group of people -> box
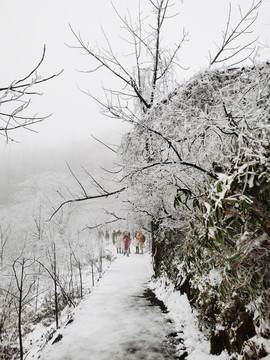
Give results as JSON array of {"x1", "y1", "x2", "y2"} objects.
[{"x1": 113, "y1": 230, "x2": 145, "y2": 256}]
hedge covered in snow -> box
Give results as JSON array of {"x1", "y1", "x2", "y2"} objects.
[{"x1": 121, "y1": 62, "x2": 270, "y2": 357}]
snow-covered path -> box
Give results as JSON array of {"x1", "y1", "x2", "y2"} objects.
[{"x1": 39, "y1": 252, "x2": 177, "y2": 360}]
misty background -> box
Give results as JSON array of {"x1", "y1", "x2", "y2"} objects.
[{"x1": 1, "y1": 0, "x2": 269, "y2": 208}]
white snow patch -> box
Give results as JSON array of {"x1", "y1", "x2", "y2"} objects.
[
  {"x1": 150, "y1": 277, "x2": 229, "y2": 359},
  {"x1": 208, "y1": 268, "x2": 223, "y2": 286}
]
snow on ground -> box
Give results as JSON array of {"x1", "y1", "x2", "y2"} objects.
[
  {"x1": 33, "y1": 245, "x2": 230, "y2": 360},
  {"x1": 150, "y1": 277, "x2": 229, "y2": 360},
  {"x1": 38, "y1": 248, "x2": 176, "y2": 360}
]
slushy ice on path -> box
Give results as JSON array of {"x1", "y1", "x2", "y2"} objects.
[{"x1": 39, "y1": 252, "x2": 179, "y2": 360}]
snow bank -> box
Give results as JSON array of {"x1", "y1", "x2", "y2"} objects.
[{"x1": 150, "y1": 277, "x2": 229, "y2": 359}]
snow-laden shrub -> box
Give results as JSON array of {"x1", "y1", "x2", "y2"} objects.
[{"x1": 121, "y1": 61, "x2": 270, "y2": 356}]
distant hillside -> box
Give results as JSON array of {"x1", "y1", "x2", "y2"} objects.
[{"x1": 0, "y1": 127, "x2": 127, "y2": 206}]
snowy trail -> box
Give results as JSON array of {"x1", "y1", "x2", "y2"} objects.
[{"x1": 39, "y1": 251, "x2": 177, "y2": 360}]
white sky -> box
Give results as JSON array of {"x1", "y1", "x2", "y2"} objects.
[{"x1": 0, "y1": 0, "x2": 269, "y2": 151}]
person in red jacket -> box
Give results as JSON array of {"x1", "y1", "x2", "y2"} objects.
[{"x1": 123, "y1": 232, "x2": 131, "y2": 257}]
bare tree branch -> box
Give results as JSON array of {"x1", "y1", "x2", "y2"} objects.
[
  {"x1": 69, "y1": 0, "x2": 187, "y2": 119},
  {"x1": 66, "y1": 162, "x2": 88, "y2": 198},
  {"x1": 91, "y1": 134, "x2": 117, "y2": 153},
  {"x1": 81, "y1": 166, "x2": 109, "y2": 195},
  {"x1": 48, "y1": 187, "x2": 126, "y2": 221},
  {"x1": 0, "y1": 45, "x2": 64, "y2": 143},
  {"x1": 209, "y1": 0, "x2": 261, "y2": 67}
]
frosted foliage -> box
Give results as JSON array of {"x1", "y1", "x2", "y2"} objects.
[
  {"x1": 119, "y1": 63, "x2": 270, "y2": 353},
  {"x1": 120, "y1": 62, "x2": 270, "y2": 229},
  {"x1": 150, "y1": 64, "x2": 270, "y2": 168}
]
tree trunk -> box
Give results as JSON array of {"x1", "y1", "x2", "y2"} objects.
[
  {"x1": 78, "y1": 262, "x2": 83, "y2": 298},
  {"x1": 54, "y1": 277, "x2": 59, "y2": 329},
  {"x1": 18, "y1": 264, "x2": 24, "y2": 360},
  {"x1": 91, "y1": 263, "x2": 94, "y2": 287},
  {"x1": 151, "y1": 220, "x2": 162, "y2": 277},
  {"x1": 69, "y1": 252, "x2": 74, "y2": 297},
  {"x1": 53, "y1": 243, "x2": 59, "y2": 329}
]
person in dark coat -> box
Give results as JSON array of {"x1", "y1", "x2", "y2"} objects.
[{"x1": 112, "y1": 230, "x2": 116, "y2": 245}]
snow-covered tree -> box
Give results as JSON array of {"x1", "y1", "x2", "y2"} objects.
[{"x1": 127, "y1": 62, "x2": 270, "y2": 355}]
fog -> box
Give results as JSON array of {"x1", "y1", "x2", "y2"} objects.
[
  {"x1": 1, "y1": 0, "x2": 270, "y2": 207},
  {"x1": 0, "y1": 126, "x2": 127, "y2": 205}
]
